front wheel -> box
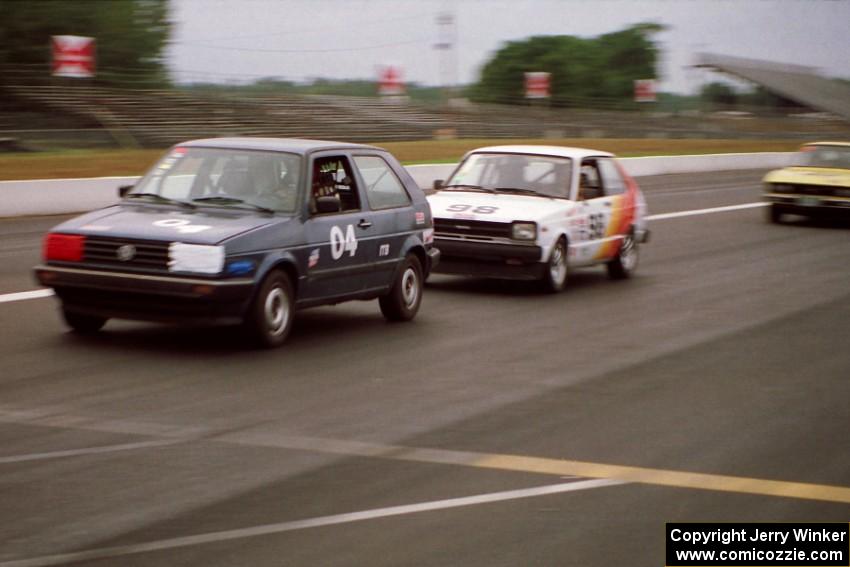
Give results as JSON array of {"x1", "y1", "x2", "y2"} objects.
[
  {"x1": 380, "y1": 255, "x2": 423, "y2": 322},
  {"x1": 540, "y1": 238, "x2": 568, "y2": 293},
  {"x1": 244, "y1": 270, "x2": 294, "y2": 348},
  {"x1": 767, "y1": 204, "x2": 784, "y2": 224},
  {"x1": 607, "y1": 231, "x2": 639, "y2": 280},
  {"x1": 61, "y1": 307, "x2": 107, "y2": 334}
]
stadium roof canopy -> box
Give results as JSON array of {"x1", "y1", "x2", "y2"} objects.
[{"x1": 694, "y1": 53, "x2": 850, "y2": 122}]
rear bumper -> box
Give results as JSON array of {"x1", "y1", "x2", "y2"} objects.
[
  {"x1": 431, "y1": 238, "x2": 545, "y2": 280},
  {"x1": 33, "y1": 265, "x2": 254, "y2": 323}
]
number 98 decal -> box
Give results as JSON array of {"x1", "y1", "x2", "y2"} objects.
[
  {"x1": 446, "y1": 204, "x2": 499, "y2": 214},
  {"x1": 330, "y1": 224, "x2": 358, "y2": 260}
]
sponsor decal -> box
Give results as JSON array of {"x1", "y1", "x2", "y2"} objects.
[
  {"x1": 378, "y1": 243, "x2": 390, "y2": 257},
  {"x1": 415, "y1": 211, "x2": 425, "y2": 225},
  {"x1": 308, "y1": 248, "x2": 320, "y2": 268},
  {"x1": 80, "y1": 224, "x2": 112, "y2": 231}
]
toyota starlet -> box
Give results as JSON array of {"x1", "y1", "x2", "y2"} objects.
[{"x1": 427, "y1": 145, "x2": 648, "y2": 291}]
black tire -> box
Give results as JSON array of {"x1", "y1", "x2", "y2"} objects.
[
  {"x1": 244, "y1": 270, "x2": 294, "y2": 348},
  {"x1": 607, "y1": 230, "x2": 639, "y2": 280},
  {"x1": 380, "y1": 254, "x2": 423, "y2": 322},
  {"x1": 767, "y1": 205, "x2": 784, "y2": 224},
  {"x1": 540, "y1": 237, "x2": 568, "y2": 293},
  {"x1": 61, "y1": 307, "x2": 107, "y2": 334}
]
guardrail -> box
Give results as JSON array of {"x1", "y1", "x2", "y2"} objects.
[{"x1": 0, "y1": 152, "x2": 791, "y2": 218}]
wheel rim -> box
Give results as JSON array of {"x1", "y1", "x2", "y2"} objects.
[
  {"x1": 549, "y1": 242, "x2": 567, "y2": 285},
  {"x1": 264, "y1": 287, "x2": 289, "y2": 336},
  {"x1": 401, "y1": 267, "x2": 419, "y2": 310},
  {"x1": 620, "y1": 234, "x2": 638, "y2": 272}
]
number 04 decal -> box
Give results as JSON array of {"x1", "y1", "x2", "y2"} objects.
[{"x1": 330, "y1": 224, "x2": 358, "y2": 260}]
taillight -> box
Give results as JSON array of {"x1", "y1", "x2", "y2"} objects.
[{"x1": 44, "y1": 233, "x2": 85, "y2": 262}]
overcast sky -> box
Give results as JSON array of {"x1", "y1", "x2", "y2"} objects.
[{"x1": 166, "y1": 0, "x2": 850, "y2": 93}]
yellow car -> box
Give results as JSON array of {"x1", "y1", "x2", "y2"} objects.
[{"x1": 763, "y1": 141, "x2": 850, "y2": 223}]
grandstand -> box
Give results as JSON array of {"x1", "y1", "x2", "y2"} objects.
[
  {"x1": 694, "y1": 53, "x2": 850, "y2": 122},
  {"x1": 1, "y1": 72, "x2": 848, "y2": 149}
]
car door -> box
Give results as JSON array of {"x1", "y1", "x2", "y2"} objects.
[
  {"x1": 594, "y1": 157, "x2": 632, "y2": 260},
  {"x1": 350, "y1": 153, "x2": 414, "y2": 291},
  {"x1": 571, "y1": 158, "x2": 612, "y2": 265},
  {"x1": 301, "y1": 153, "x2": 374, "y2": 301}
]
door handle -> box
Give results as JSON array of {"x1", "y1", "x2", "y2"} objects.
[{"x1": 357, "y1": 219, "x2": 373, "y2": 229}]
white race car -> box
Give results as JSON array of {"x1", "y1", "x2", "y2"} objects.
[{"x1": 427, "y1": 145, "x2": 649, "y2": 291}]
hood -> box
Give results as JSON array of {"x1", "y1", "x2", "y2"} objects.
[
  {"x1": 764, "y1": 167, "x2": 850, "y2": 188},
  {"x1": 52, "y1": 204, "x2": 281, "y2": 245},
  {"x1": 427, "y1": 190, "x2": 574, "y2": 223}
]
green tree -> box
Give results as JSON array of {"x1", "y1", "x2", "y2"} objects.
[
  {"x1": 469, "y1": 22, "x2": 664, "y2": 107},
  {"x1": 700, "y1": 82, "x2": 737, "y2": 108},
  {"x1": 0, "y1": 0, "x2": 171, "y2": 87}
]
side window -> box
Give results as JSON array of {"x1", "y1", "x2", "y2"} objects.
[
  {"x1": 579, "y1": 160, "x2": 603, "y2": 200},
  {"x1": 598, "y1": 159, "x2": 626, "y2": 196},
  {"x1": 353, "y1": 155, "x2": 411, "y2": 210},
  {"x1": 310, "y1": 156, "x2": 360, "y2": 214}
]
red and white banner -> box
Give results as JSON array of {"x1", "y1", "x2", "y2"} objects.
[
  {"x1": 378, "y1": 66, "x2": 405, "y2": 96},
  {"x1": 634, "y1": 79, "x2": 656, "y2": 103},
  {"x1": 52, "y1": 35, "x2": 96, "y2": 78},
  {"x1": 524, "y1": 72, "x2": 551, "y2": 99}
]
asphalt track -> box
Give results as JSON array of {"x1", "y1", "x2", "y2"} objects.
[{"x1": 0, "y1": 170, "x2": 848, "y2": 567}]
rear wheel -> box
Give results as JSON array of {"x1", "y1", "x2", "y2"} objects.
[
  {"x1": 540, "y1": 237, "x2": 568, "y2": 293},
  {"x1": 380, "y1": 254, "x2": 423, "y2": 322},
  {"x1": 61, "y1": 307, "x2": 107, "y2": 334},
  {"x1": 245, "y1": 270, "x2": 294, "y2": 348},
  {"x1": 607, "y1": 231, "x2": 639, "y2": 280}
]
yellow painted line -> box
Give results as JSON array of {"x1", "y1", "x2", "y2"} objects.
[
  {"x1": 472, "y1": 454, "x2": 850, "y2": 504},
  {"x1": 4, "y1": 404, "x2": 848, "y2": 505},
  {"x1": 219, "y1": 431, "x2": 850, "y2": 505}
]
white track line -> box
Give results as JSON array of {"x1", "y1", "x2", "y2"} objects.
[
  {"x1": 0, "y1": 439, "x2": 182, "y2": 465},
  {"x1": 647, "y1": 202, "x2": 766, "y2": 221},
  {"x1": 0, "y1": 201, "x2": 766, "y2": 305},
  {"x1": 0, "y1": 478, "x2": 624, "y2": 567},
  {"x1": 0, "y1": 289, "x2": 53, "y2": 303}
]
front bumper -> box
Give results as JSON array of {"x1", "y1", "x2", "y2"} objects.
[
  {"x1": 33, "y1": 265, "x2": 254, "y2": 324},
  {"x1": 432, "y1": 238, "x2": 545, "y2": 280},
  {"x1": 425, "y1": 246, "x2": 441, "y2": 276},
  {"x1": 765, "y1": 193, "x2": 850, "y2": 214}
]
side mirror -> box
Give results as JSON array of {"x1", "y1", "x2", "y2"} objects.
[
  {"x1": 315, "y1": 196, "x2": 341, "y2": 214},
  {"x1": 432, "y1": 179, "x2": 444, "y2": 190},
  {"x1": 118, "y1": 184, "x2": 134, "y2": 198}
]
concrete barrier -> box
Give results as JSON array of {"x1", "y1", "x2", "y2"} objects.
[{"x1": 1, "y1": 152, "x2": 792, "y2": 218}]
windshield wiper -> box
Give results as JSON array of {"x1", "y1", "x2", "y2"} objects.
[
  {"x1": 440, "y1": 184, "x2": 496, "y2": 193},
  {"x1": 192, "y1": 196, "x2": 275, "y2": 214},
  {"x1": 493, "y1": 187, "x2": 564, "y2": 199},
  {"x1": 124, "y1": 192, "x2": 196, "y2": 208}
]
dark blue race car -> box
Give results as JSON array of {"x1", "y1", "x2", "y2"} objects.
[{"x1": 34, "y1": 138, "x2": 439, "y2": 347}]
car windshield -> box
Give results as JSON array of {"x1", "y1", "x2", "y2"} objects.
[
  {"x1": 443, "y1": 153, "x2": 572, "y2": 198},
  {"x1": 793, "y1": 145, "x2": 850, "y2": 170},
  {"x1": 130, "y1": 147, "x2": 301, "y2": 213}
]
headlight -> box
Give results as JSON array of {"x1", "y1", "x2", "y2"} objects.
[
  {"x1": 512, "y1": 222, "x2": 537, "y2": 241},
  {"x1": 168, "y1": 243, "x2": 224, "y2": 274}
]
